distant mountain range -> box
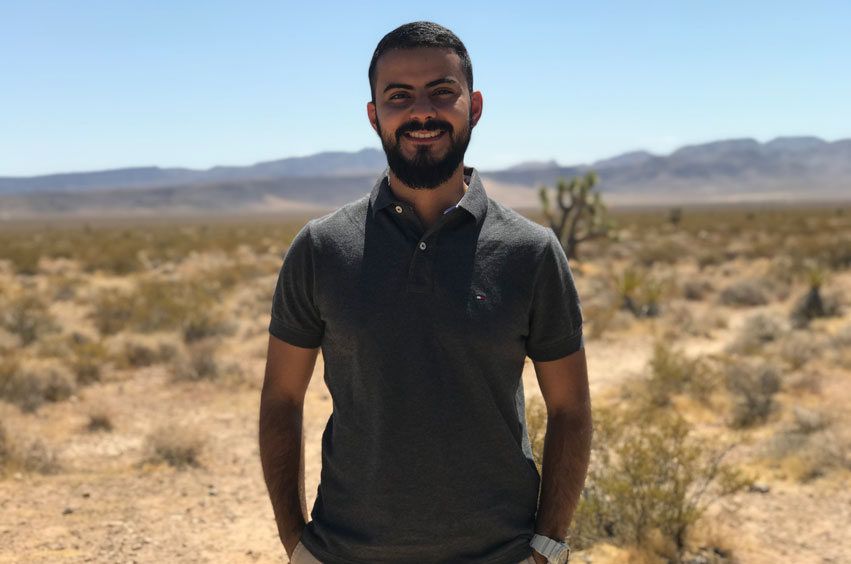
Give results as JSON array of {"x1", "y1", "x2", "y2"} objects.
[{"x1": 1, "y1": 136, "x2": 848, "y2": 217}]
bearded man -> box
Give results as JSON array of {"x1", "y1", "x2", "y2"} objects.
[{"x1": 260, "y1": 21, "x2": 591, "y2": 564}]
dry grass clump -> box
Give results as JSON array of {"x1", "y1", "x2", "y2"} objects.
[
  {"x1": 0, "y1": 422, "x2": 61, "y2": 476},
  {"x1": 144, "y1": 425, "x2": 204, "y2": 469},
  {"x1": 0, "y1": 357, "x2": 75, "y2": 413},
  {"x1": 726, "y1": 312, "x2": 787, "y2": 355},
  {"x1": 777, "y1": 331, "x2": 830, "y2": 370},
  {"x1": 723, "y1": 360, "x2": 781, "y2": 428},
  {"x1": 681, "y1": 278, "x2": 713, "y2": 301},
  {"x1": 717, "y1": 278, "x2": 772, "y2": 307},
  {"x1": 0, "y1": 292, "x2": 57, "y2": 346},
  {"x1": 761, "y1": 421, "x2": 850, "y2": 482},
  {"x1": 112, "y1": 336, "x2": 178, "y2": 369},
  {"x1": 173, "y1": 342, "x2": 220, "y2": 382},
  {"x1": 67, "y1": 336, "x2": 110, "y2": 384}
]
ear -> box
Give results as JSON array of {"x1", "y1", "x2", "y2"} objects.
[
  {"x1": 367, "y1": 101, "x2": 378, "y2": 133},
  {"x1": 470, "y1": 91, "x2": 483, "y2": 127}
]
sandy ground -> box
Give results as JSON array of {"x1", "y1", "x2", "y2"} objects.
[{"x1": 2, "y1": 320, "x2": 849, "y2": 564}]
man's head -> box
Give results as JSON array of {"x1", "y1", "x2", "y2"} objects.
[
  {"x1": 367, "y1": 22, "x2": 482, "y2": 190},
  {"x1": 368, "y1": 21, "x2": 473, "y2": 103}
]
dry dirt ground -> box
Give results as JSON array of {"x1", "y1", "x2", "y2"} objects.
[{"x1": 1, "y1": 220, "x2": 850, "y2": 564}]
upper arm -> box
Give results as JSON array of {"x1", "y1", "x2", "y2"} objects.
[
  {"x1": 533, "y1": 348, "x2": 590, "y2": 418},
  {"x1": 261, "y1": 334, "x2": 320, "y2": 405}
]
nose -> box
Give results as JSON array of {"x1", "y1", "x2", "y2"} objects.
[{"x1": 409, "y1": 92, "x2": 437, "y2": 121}]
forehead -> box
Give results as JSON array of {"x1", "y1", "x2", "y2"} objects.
[{"x1": 373, "y1": 47, "x2": 467, "y2": 89}]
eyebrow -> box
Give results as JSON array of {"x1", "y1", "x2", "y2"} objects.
[{"x1": 383, "y1": 77, "x2": 459, "y2": 93}]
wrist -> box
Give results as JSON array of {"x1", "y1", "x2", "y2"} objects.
[{"x1": 281, "y1": 525, "x2": 304, "y2": 557}]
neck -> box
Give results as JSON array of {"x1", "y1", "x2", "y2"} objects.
[{"x1": 388, "y1": 165, "x2": 468, "y2": 229}]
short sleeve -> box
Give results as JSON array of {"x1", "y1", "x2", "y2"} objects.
[
  {"x1": 268, "y1": 224, "x2": 324, "y2": 348},
  {"x1": 525, "y1": 232, "x2": 584, "y2": 361}
]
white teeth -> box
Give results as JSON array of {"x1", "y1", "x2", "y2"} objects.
[{"x1": 408, "y1": 130, "x2": 441, "y2": 139}]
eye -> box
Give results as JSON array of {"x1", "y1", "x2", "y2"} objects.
[{"x1": 388, "y1": 91, "x2": 410, "y2": 100}]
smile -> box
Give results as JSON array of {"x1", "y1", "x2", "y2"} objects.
[{"x1": 406, "y1": 130, "x2": 444, "y2": 139}]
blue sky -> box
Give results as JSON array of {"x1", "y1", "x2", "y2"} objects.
[{"x1": 2, "y1": 0, "x2": 849, "y2": 176}]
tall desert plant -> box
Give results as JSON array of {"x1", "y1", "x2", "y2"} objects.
[{"x1": 539, "y1": 171, "x2": 614, "y2": 260}]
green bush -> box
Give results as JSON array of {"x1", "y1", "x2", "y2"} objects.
[
  {"x1": 644, "y1": 341, "x2": 714, "y2": 406},
  {"x1": 568, "y1": 407, "x2": 747, "y2": 556}
]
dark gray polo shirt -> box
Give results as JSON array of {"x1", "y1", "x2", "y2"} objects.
[{"x1": 269, "y1": 168, "x2": 583, "y2": 564}]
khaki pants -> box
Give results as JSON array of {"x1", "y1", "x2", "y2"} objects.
[{"x1": 291, "y1": 541, "x2": 537, "y2": 564}]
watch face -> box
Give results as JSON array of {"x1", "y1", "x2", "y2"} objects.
[{"x1": 554, "y1": 548, "x2": 570, "y2": 564}]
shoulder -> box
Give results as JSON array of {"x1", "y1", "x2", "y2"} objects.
[
  {"x1": 296, "y1": 194, "x2": 370, "y2": 250},
  {"x1": 482, "y1": 197, "x2": 558, "y2": 252}
]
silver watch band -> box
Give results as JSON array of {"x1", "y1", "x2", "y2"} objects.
[{"x1": 530, "y1": 534, "x2": 570, "y2": 563}]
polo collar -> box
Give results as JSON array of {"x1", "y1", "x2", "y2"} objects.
[{"x1": 369, "y1": 166, "x2": 488, "y2": 225}]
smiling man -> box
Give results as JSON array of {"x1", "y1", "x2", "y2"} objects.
[{"x1": 260, "y1": 22, "x2": 591, "y2": 564}]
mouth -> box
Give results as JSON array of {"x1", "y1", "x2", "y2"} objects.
[{"x1": 403, "y1": 129, "x2": 446, "y2": 143}]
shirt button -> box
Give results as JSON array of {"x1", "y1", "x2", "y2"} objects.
[
  {"x1": 395, "y1": 205, "x2": 403, "y2": 214},
  {"x1": 419, "y1": 242, "x2": 427, "y2": 251}
]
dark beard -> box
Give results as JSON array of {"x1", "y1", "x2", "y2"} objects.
[{"x1": 376, "y1": 116, "x2": 472, "y2": 190}]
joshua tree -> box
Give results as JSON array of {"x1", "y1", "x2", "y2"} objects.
[
  {"x1": 668, "y1": 206, "x2": 683, "y2": 227},
  {"x1": 538, "y1": 171, "x2": 614, "y2": 260}
]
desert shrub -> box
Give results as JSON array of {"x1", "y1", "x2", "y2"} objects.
[
  {"x1": 717, "y1": 279, "x2": 770, "y2": 307},
  {"x1": 790, "y1": 285, "x2": 842, "y2": 329},
  {"x1": 68, "y1": 337, "x2": 109, "y2": 385},
  {"x1": 792, "y1": 407, "x2": 827, "y2": 434},
  {"x1": 144, "y1": 425, "x2": 204, "y2": 469},
  {"x1": 614, "y1": 268, "x2": 665, "y2": 318},
  {"x1": 681, "y1": 278, "x2": 713, "y2": 301},
  {"x1": 762, "y1": 427, "x2": 850, "y2": 482},
  {"x1": 0, "y1": 421, "x2": 9, "y2": 474},
  {"x1": 695, "y1": 249, "x2": 726, "y2": 269},
  {"x1": 726, "y1": 312, "x2": 786, "y2": 355},
  {"x1": 17, "y1": 438, "x2": 61, "y2": 474},
  {"x1": 644, "y1": 342, "x2": 714, "y2": 406},
  {"x1": 173, "y1": 342, "x2": 220, "y2": 382},
  {"x1": 87, "y1": 412, "x2": 114, "y2": 432},
  {"x1": 91, "y1": 278, "x2": 221, "y2": 337},
  {"x1": 90, "y1": 289, "x2": 134, "y2": 336},
  {"x1": 635, "y1": 239, "x2": 689, "y2": 266},
  {"x1": 778, "y1": 331, "x2": 828, "y2": 370},
  {"x1": 181, "y1": 309, "x2": 233, "y2": 343},
  {"x1": 724, "y1": 361, "x2": 781, "y2": 428},
  {"x1": 0, "y1": 425, "x2": 61, "y2": 476},
  {"x1": 0, "y1": 293, "x2": 56, "y2": 346},
  {"x1": 0, "y1": 358, "x2": 75, "y2": 412},
  {"x1": 568, "y1": 407, "x2": 748, "y2": 556}
]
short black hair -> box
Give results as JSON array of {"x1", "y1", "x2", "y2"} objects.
[{"x1": 368, "y1": 21, "x2": 473, "y2": 102}]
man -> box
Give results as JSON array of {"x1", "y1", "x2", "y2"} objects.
[{"x1": 260, "y1": 21, "x2": 591, "y2": 564}]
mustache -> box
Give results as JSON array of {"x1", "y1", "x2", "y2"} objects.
[{"x1": 395, "y1": 120, "x2": 453, "y2": 140}]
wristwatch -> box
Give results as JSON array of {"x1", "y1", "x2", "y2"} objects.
[{"x1": 530, "y1": 534, "x2": 570, "y2": 563}]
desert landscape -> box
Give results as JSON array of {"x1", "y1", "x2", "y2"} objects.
[{"x1": 1, "y1": 203, "x2": 850, "y2": 564}]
